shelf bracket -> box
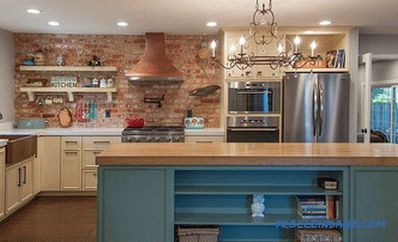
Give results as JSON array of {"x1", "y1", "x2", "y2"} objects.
[
  {"x1": 27, "y1": 92, "x2": 34, "y2": 102},
  {"x1": 107, "y1": 92, "x2": 113, "y2": 103},
  {"x1": 67, "y1": 92, "x2": 74, "y2": 102}
]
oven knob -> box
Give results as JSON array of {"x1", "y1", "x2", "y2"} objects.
[
  {"x1": 167, "y1": 137, "x2": 172, "y2": 142},
  {"x1": 155, "y1": 137, "x2": 160, "y2": 142}
]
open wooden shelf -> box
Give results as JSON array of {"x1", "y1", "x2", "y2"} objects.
[
  {"x1": 175, "y1": 185, "x2": 342, "y2": 196},
  {"x1": 19, "y1": 66, "x2": 117, "y2": 72},
  {"x1": 20, "y1": 87, "x2": 117, "y2": 102},
  {"x1": 175, "y1": 213, "x2": 302, "y2": 226},
  {"x1": 284, "y1": 68, "x2": 349, "y2": 73}
]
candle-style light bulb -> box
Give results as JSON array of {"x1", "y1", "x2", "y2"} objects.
[
  {"x1": 277, "y1": 43, "x2": 284, "y2": 54},
  {"x1": 310, "y1": 40, "x2": 317, "y2": 57},
  {"x1": 239, "y1": 36, "x2": 246, "y2": 46},
  {"x1": 294, "y1": 35, "x2": 301, "y2": 53},
  {"x1": 210, "y1": 40, "x2": 217, "y2": 57},
  {"x1": 230, "y1": 44, "x2": 237, "y2": 55}
]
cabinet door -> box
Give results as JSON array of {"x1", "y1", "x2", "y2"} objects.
[
  {"x1": 0, "y1": 148, "x2": 5, "y2": 219},
  {"x1": 82, "y1": 169, "x2": 97, "y2": 191},
  {"x1": 350, "y1": 167, "x2": 398, "y2": 241},
  {"x1": 61, "y1": 150, "x2": 81, "y2": 191},
  {"x1": 98, "y1": 168, "x2": 174, "y2": 242},
  {"x1": 5, "y1": 165, "x2": 21, "y2": 215},
  {"x1": 40, "y1": 137, "x2": 61, "y2": 191},
  {"x1": 32, "y1": 155, "x2": 41, "y2": 195},
  {"x1": 83, "y1": 149, "x2": 103, "y2": 169},
  {"x1": 20, "y1": 160, "x2": 33, "y2": 203}
]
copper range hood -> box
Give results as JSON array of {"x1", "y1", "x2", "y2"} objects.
[{"x1": 126, "y1": 33, "x2": 184, "y2": 81}]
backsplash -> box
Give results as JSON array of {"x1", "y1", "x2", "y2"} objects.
[{"x1": 14, "y1": 34, "x2": 222, "y2": 128}]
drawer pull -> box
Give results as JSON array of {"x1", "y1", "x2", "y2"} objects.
[
  {"x1": 196, "y1": 141, "x2": 213, "y2": 143},
  {"x1": 93, "y1": 151, "x2": 101, "y2": 155},
  {"x1": 23, "y1": 165, "x2": 27, "y2": 184},
  {"x1": 65, "y1": 141, "x2": 78, "y2": 144},
  {"x1": 93, "y1": 172, "x2": 97, "y2": 176},
  {"x1": 65, "y1": 151, "x2": 79, "y2": 155},
  {"x1": 94, "y1": 141, "x2": 111, "y2": 145},
  {"x1": 17, "y1": 168, "x2": 21, "y2": 187}
]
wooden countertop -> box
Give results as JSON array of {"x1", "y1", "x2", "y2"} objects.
[{"x1": 96, "y1": 143, "x2": 398, "y2": 166}]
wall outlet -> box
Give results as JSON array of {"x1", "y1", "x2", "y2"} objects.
[{"x1": 105, "y1": 109, "x2": 111, "y2": 118}]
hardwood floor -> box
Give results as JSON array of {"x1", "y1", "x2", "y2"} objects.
[{"x1": 0, "y1": 197, "x2": 96, "y2": 242}]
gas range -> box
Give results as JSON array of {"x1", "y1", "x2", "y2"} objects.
[{"x1": 122, "y1": 126, "x2": 185, "y2": 143}]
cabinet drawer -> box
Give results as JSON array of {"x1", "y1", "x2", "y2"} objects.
[
  {"x1": 83, "y1": 149, "x2": 102, "y2": 169},
  {"x1": 82, "y1": 169, "x2": 97, "y2": 191},
  {"x1": 83, "y1": 136, "x2": 121, "y2": 148},
  {"x1": 61, "y1": 137, "x2": 82, "y2": 150},
  {"x1": 185, "y1": 136, "x2": 224, "y2": 143}
]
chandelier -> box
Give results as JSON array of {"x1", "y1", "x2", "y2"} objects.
[{"x1": 210, "y1": 0, "x2": 316, "y2": 70}]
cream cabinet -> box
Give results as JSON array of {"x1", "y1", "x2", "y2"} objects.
[
  {"x1": 185, "y1": 136, "x2": 224, "y2": 143},
  {"x1": 61, "y1": 137, "x2": 82, "y2": 191},
  {"x1": 0, "y1": 148, "x2": 5, "y2": 220},
  {"x1": 5, "y1": 158, "x2": 33, "y2": 215},
  {"x1": 40, "y1": 137, "x2": 61, "y2": 191},
  {"x1": 82, "y1": 136, "x2": 121, "y2": 191},
  {"x1": 82, "y1": 169, "x2": 98, "y2": 191}
]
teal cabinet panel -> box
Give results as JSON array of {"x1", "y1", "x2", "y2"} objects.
[
  {"x1": 350, "y1": 167, "x2": 398, "y2": 242},
  {"x1": 97, "y1": 167, "x2": 174, "y2": 242}
]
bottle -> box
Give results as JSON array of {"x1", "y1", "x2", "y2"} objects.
[
  {"x1": 100, "y1": 78, "x2": 107, "y2": 88},
  {"x1": 91, "y1": 78, "x2": 99, "y2": 88}
]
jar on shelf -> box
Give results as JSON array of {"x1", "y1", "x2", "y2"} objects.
[
  {"x1": 91, "y1": 78, "x2": 99, "y2": 88},
  {"x1": 100, "y1": 78, "x2": 107, "y2": 88}
]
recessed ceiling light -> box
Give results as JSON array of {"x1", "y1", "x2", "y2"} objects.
[
  {"x1": 117, "y1": 21, "x2": 129, "y2": 27},
  {"x1": 206, "y1": 21, "x2": 217, "y2": 27},
  {"x1": 48, "y1": 21, "x2": 60, "y2": 26},
  {"x1": 319, "y1": 20, "x2": 331, "y2": 26},
  {"x1": 27, "y1": 8, "x2": 42, "y2": 14}
]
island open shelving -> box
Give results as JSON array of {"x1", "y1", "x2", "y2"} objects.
[{"x1": 173, "y1": 167, "x2": 348, "y2": 242}]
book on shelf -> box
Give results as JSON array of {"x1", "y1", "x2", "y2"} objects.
[
  {"x1": 317, "y1": 177, "x2": 338, "y2": 190},
  {"x1": 326, "y1": 49, "x2": 346, "y2": 68},
  {"x1": 296, "y1": 196, "x2": 339, "y2": 220}
]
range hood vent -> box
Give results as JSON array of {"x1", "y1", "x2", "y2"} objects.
[{"x1": 126, "y1": 33, "x2": 184, "y2": 81}]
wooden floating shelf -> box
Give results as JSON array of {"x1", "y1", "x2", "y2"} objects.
[
  {"x1": 20, "y1": 87, "x2": 117, "y2": 102},
  {"x1": 175, "y1": 185, "x2": 342, "y2": 196},
  {"x1": 175, "y1": 213, "x2": 301, "y2": 226},
  {"x1": 19, "y1": 66, "x2": 117, "y2": 72},
  {"x1": 284, "y1": 68, "x2": 349, "y2": 73}
]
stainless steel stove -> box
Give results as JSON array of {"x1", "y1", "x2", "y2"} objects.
[{"x1": 122, "y1": 126, "x2": 185, "y2": 143}]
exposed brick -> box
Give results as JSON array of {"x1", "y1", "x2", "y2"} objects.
[{"x1": 15, "y1": 34, "x2": 222, "y2": 128}]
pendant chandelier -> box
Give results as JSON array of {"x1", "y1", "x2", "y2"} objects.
[{"x1": 210, "y1": 0, "x2": 316, "y2": 70}]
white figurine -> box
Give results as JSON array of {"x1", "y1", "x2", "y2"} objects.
[{"x1": 251, "y1": 194, "x2": 265, "y2": 218}]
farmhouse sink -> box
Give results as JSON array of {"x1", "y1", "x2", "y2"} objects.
[{"x1": 0, "y1": 135, "x2": 37, "y2": 165}]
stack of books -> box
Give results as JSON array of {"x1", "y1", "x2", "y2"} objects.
[
  {"x1": 326, "y1": 49, "x2": 346, "y2": 68},
  {"x1": 296, "y1": 196, "x2": 339, "y2": 219}
]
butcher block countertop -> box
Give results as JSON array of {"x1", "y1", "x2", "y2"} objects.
[{"x1": 96, "y1": 143, "x2": 398, "y2": 166}]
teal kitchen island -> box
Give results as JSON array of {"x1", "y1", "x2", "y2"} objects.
[{"x1": 96, "y1": 143, "x2": 398, "y2": 242}]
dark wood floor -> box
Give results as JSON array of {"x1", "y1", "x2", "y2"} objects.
[{"x1": 0, "y1": 197, "x2": 96, "y2": 242}]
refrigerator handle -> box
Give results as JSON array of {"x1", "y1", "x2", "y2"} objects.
[
  {"x1": 319, "y1": 85, "x2": 324, "y2": 137},
  {"x1": 312, "y1": 79, "x2": 318, "y2": 137}
]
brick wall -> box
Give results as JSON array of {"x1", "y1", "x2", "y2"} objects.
[{"x1": 15, "y1": 34, "x2": 222, "y2": 128}]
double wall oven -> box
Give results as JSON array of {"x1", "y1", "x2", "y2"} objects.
[{"x1": 227, "y1": 80, "x2": 281, "y2": 142}]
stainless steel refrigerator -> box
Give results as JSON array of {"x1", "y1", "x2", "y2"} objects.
[{"x1": 283, "y1": 72, "x2": 350, "y2": 142}]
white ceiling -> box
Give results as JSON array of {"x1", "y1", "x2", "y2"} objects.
[{"x1": 0, "y1": 0, "x2": 397, "y2": 35}]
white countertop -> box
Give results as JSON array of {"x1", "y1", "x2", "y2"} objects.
[
  {"x1": 0, "y1": 139, "x2": 8, "y2": 147},
  {"x1": 0, "y1": 128, "x2": 225, "y2": 137},
  {"x1": 0, "y1": 128, "x2": 123, "y2": 136}
]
